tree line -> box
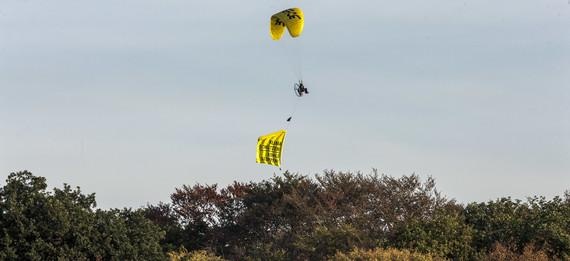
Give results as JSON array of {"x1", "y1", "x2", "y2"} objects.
[{"x1": 1, "y1": 170, "x2": 569, "y2": 260}]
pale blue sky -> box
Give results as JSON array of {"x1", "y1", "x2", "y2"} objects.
[{"x1": 1, "y1": 0, "x2": 569, "y2": 209}]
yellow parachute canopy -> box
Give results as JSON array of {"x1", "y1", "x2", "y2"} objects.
[
  {"x1": 270, "y1": 8, "x2": 304, "y2": 40},
  {"x1": 256, "y1": 130, "x2": 287, "y2": 167}
]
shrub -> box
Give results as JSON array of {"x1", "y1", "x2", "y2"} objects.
[
  {"x1": 485, "y1": 243, "x2": 549, "y2": 261},
  {"x1": 167, "y1": 247, "x2": 225, "y2": 261},
  {"x1": 331, "y1": 248, "x2": 446, "y2": 261}
]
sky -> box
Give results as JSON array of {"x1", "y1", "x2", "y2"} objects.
[{"x1": 1, "y1": 0, "x2": 569, "y2": 209}]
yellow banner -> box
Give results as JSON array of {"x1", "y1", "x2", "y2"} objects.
[{"x1": 256, "y1": 130, "x2": 287, "y2": 167}]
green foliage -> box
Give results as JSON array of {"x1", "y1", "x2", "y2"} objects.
[
  {"x1": 524, "y1": 196, "x2": 570, "y2": 259},
  {"x1": 464, "y1": 197, "x2": 528, "y2": 251},
  {"x1": 464, "y1": 196, "x2": 570, "y2": 259},
  {"x1": 91, "y1": 208, "x2": 165, "y2": 260},
  {"x1": 146, "y1": 170, "x2": 570, "y2": 260},
  {"x1": 0, "y1": 171, "x2": 165, "y2": 260},
  {"x1": 144, "y1": 202, "x2": 185, "y2": 252},
  {"x1": 149, "y1": 170, "x2": 455, "y2": 260},
  {"x1": 294, "y1": 223, "x2": 364, "y2": 259},
  {"x1": 393, "y1": 206, "x2": 475, "y2": 260},
  {"x1": 3, "y1": 170, "x2": 570, "y2": 260}
]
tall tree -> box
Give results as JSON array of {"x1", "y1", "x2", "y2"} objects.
[{"x1": 0, "y1": 171, "x2": 165, "y2": 260}]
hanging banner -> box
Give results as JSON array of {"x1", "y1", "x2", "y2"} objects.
[{"x1": 256, "y1": 130, "x2": 287, "y2": 167}]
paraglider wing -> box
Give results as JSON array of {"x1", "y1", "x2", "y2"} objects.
[
  {"x1": 270, "y1": 8, "x2": 304, "y2": 40},
  {"x1": 256, "y1": 130, "x2": 287, "y2": 167}
]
